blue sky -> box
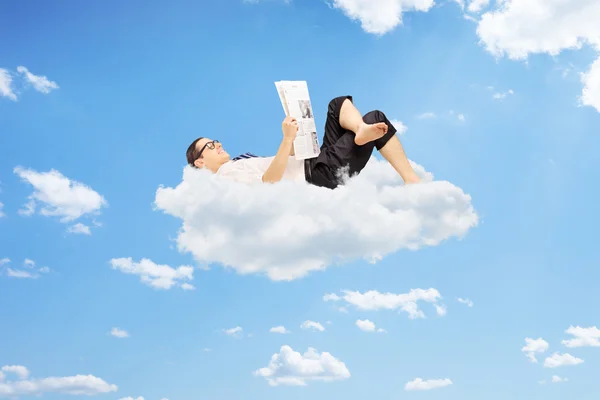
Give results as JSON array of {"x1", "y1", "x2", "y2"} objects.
[{"x1": 1, "y1": 0, "x2": 600, "y2": 399}]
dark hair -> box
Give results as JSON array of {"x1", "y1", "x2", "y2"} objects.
[{"x1": 186, "y1": 137, "x2": 205, "y2": 167}]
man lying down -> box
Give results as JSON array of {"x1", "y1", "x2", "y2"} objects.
[{"x1": 186, "y1": 95, "x2": 422, "y2": 189}]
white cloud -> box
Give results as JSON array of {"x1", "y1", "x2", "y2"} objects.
[
  {"x1": 329, "y1": 0, "x2": 435, "y2": 35},
  {"x1": 119, "y1": 397, "x2": 144, "y2": 400},
  {"x1": 324, "y1": 288, "x2": 443, "y2": 319},
  {"x1": 0, "y1": 365, "x2": 116, "y2": 397},
  {"x1": 543, "y1": 353, "x2": 584, "y2": 368},
  {"x1": 356, "y1": 319, "x2": 386, "y2": 332},
  {"x1": 109, "y1": 257, "x2": 195, "y2": 290},
  {"x1": 467, "y1": 0, "x2": 489, "y2": 13},
  {"x1": 476, "y1": 0, "x2": 600, "y2": 112},
  {"x1": 0, "y1": 258, "x2": 9, "y2": 266},
  {"x1": 389, "y1": 119, "x2": 408, "y2": 135},
  {"x1": 581, "y1": 57, "x2": 600, "y2": 112},
  {"x1": 110, "y1": 327, "x2": 129, "y2": 338},
  {"x1": 301, "y1": 320, "x2": 325, "y2": 332},
  {"x1": 562, "y1": 326, "x2": 600, "y2": 348},
  {"x1": 1, "y1": 366, "x2": 29, "y2": 380},
  {"x1": 552, "y1": 375, "x2": 568, "y2": 383},
  {"x1": 67, "y1": 223, "x2": 91, "y2": 235},
  {"x1": 457, "y1": 297, "x2": 473, "y2": 307},
  {"x1": 14, "y1": 167, "x2": 107, "y2": 228},
  {"x1": 0, "y1": 201, "x2": 5, "y2": 217},
  {"x1": 522, "y1": 337, "x2": 549, "y2": 363},
  {"x1": 416, "y1": 112, "x2": 437, "y2": 119},
  {"x1": 270, "y1": 326, "x2": 290, "y2": 334},
  {"x1": 434, "y1": 304, "x2": 447, "y2": 316},
  {"x1": 492, "y1": 89, "x2": 514, "y2": 100},
  {"x1": 16, "y1": 66, "x2": 59, "y2": 94},
  {"x1": 5, "y1": 268, "x2": 39, "y2": 279},
  {"x1": 154, "y1": 158, "x2": 477, "y2": 281},
  {"x1": 0, "y1": 69, "x2": 17, "y2": 101},
  {"x1": 224, "y1": 326, "x2": 243, "y2": 338},
  {"x1": 323, "y1": 293, "x2": 341, "y2": 301},
  {"x1": 405, "y1": 378, "x2": 453, "y2": 391},
  {"x1": 457, "y1": 113, "x2": 466, "y2": 122},
  {"x1": 254, "y1": 345, "x2": 350, "y2": 386}
]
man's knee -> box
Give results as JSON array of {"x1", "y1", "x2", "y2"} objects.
[
  {"x1": 363, "y1": 109, "x2": 388, "y2": 124},
  {"x1": 329, "y1": 96, "x2": 353, "y2": 117}
]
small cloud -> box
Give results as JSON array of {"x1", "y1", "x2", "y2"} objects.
[
  {"x1": 405, "y1": 378, "x2": 453, "y2": 391},
  {"x1": 434, "y1": 304, "x2": 447, "y2": 316},
  {"x1": 14, "y1": 167, "x2": 107, "y2": 227},
  {"x1": 2, "y1": 365, "x2": 30, "y2": 379},
  {"x1": 492, "y1": 89, "x2": 514, "y2": 100},
  {"x1": 457, "y1": 113, "x2": 466, "y2": 122},
  {"x1": 16, "y1": 66, "x2": 59, "y2": 94},
  {"x1": 223, "y1": 326, "x2": 243, "y2": 338},
  {"x1": 389, "y1": 119, "x2": 408, "y2": 135},
  {"x1": 270, "y1": 326, "x2": 291, "y2": 334},
  {"x1": 457, "y1": 297, "x2": 473, "y2": 307},
  {"x1": 300, "y1": 320, "x2": 325, "y2": 332},
  {"x1": 561, "y1": 326, "x2": 600, "y2": 348},
  {"x1": 416, "y1": 112, "x2": 437, "y2": 119},
  {"x1": 543, "y1": 353, "x2": 584, "y2": 368},
  {"x1": 109, "y1": 257, "x2": 194, "y2": 290},
  {"x1": 324, "y1": 288, "x2": 443, "y2": 320},
  {"x1": 522, "y1": 338, "x2": 549, "y2": 363},
  {"x1": 254, "y1": 345, "x2": 350, "y2": 386},
  {"x1": 67, "y1": 223, "x2": 91, "y2": 235},
  {"x1": 110, "y1": 327, "x2": 129, "y2": 338},
  {"x1": 6, "y1": 268, "x2": 39, "y2": 279},
  {"x1": 0, "y1": 68, "x2": 17, "y2": 101},
  {"x1": 552, "y1": 375, "x2": 568, "y2": 383}
]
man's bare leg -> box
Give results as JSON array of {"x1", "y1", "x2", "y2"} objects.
[
  {"x1": 379, "y1": 135, "x2": 421, "y2": 184},
  {"x1": 339, "y1": 98, "x2": 421, "y2": 184},
  {"x1": 339, "y1": 99, "x2": 388, "y2": 146}
]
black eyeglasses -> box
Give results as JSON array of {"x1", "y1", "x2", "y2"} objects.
[{"x1": 197, "y1": 140, "x2": 220, "y2": 159}]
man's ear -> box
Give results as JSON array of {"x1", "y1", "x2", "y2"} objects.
[{"x1": 194, "y1": 158, "x2": 204, "y2": 168}]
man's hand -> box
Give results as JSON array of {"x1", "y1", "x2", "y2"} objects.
[{"x1": 282, "y1": 116, "x2": 298, "y2": 141}]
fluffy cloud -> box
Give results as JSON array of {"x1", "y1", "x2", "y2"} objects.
[
  {"x1": 16, "y1": 66, "x2": 59, "y2": 94},
  {"x1": 355, "y1": 319, "x2": 386, "y2": 333},
  {"x1": 67, "y1": 223, "x2": 91, "y2": 235},
  {"x1": 561, "y1": 326, "x2": 600, "y2": 348},
  {"x1": 522, "y1": 337, "x2": 549, "y2": 363},
  {"x1": 223, "y1": 326, "x2": 243, "y2": 338},
  {"x1": 416, "y1": 112, "x2": 436, "y2": 119},
  {"x1": 324, "y1": 288, "x2": 443, "y2": 319},
  {"x1": 466, "y1": 0, "x2": 489, "y2": 13},
  {"x1": 0, "y1": 68, "x2": 17, "y2": 101},
  {"x1": 0, "y1": 201, "x2": 4, "y2": 217},
  {"x1": 389, "y1": 119, "x2": 408, "y2": 135},
  {"x1": 254, "y1": 345, "x2": 350, "y2": 386},
  {"x1": 109, "y1": 257, "x2": 195, "y2": 290},
  {"x1": 154, "y1": 158, "x2": 477, "y2": 281},
  {"x1": 581, "y1": 57, "x2": 600, "y2": 111},
  {"x1": 301, "y1": 320, "x2": 325, "y2": 332},
  {"x1": 0, "y1": 365, "x2": 117, "y2": 397},
  {"x1": 110, "y1": 327, "x2": 129, "y2": 338},
  {"x1": 476, "y1": 0, "x2": 600, "y2": 112},
  {"x1": 14, "y1": 167, "x2": 107, "y2": 232},
  {"x1": 270, "y1": 326, "x2": 290, "y2": 334},
  {"x1": 552, "y1": 375, "x2": 568, "y2": 383},
  {"x1": 329, "y1": 0, "x2": 435, "y2": 35},
  {"x1": 405, "y1": 378, "x2": 453, "y2": 391},
  {"x1": 119, "y1": 397, "x2": 144, "y2": 400},
  {"x1": 543, "y1": 353, "x2": 584, "y2": 368},
  {"x1": 1, "y1": 366, "x2": 29, "y2": 380}
]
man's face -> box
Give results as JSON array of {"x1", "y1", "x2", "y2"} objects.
[{"x1": 193, "y1": 138, "x2": 230, "y2": 171}]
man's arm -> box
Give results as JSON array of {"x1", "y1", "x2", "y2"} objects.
[
  {"x1": 262, "y1": 117, "x2": 298, "y2": 183},
  {"x1": 261, "y1": 138, "x2": 294, "y2": 183}
]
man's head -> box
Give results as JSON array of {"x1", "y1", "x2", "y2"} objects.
[{"x1": 186, "y1": 137, "x2": 230, "y2": 172}]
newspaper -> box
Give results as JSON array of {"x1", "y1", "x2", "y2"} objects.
[{"x1": 275, "y1": 80, "x2": 320, "y2": 160}]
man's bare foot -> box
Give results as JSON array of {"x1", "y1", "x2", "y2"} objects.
[{"x1": 354, "y1": 122, "x2": 388, "y2": 146}]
